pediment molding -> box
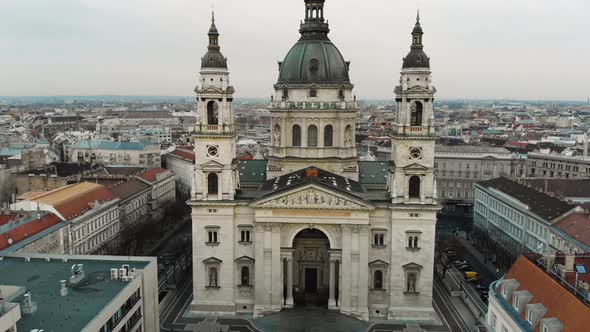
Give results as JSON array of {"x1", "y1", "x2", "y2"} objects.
[
  {"x1": 369, "y1": 259, "x2": 389, "y2": 266},
  {"x1": 203, "y1": 257, "x2": 222, "y2": 264},
  {"x1": 200, "y1": 160, "x2": 224, "y2": 170},
  {"x1": 404, "y1": 163, "x2": 429, "y2": 171},
  {"x1": 235, "y1": 256, "x2": 255, "y2": 262},
  {"x1": 251, "y1": 184, "x2": 373, "y2": 211},
  {"x1": 402, "y1": 262, "x2": 423, "y2": 270}
]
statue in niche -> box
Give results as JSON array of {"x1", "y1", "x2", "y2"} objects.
[
  {"x1": 407, "y1": 272, "x2": 417, "y2": 292},
  {"x1": 344, "y1": 127, "x2": 352, "y2": 147},
  {"x1": 209, "y1": 267, "x2": 218, "y2": 287},
  {"x1": 273, "y1": 127, "x2": 281, "y2": 146}
]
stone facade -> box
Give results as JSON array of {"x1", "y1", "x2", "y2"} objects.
[{"x1": 190, "y1": 4, "x2": 439, "y2": 323}]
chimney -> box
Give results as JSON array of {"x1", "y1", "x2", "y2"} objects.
[{"x1": 60, "y1": 280, "x2": 68, "y2": 296}]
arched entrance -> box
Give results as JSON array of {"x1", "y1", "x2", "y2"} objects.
[{"x1": 291, "y1": 228, "x2": 333, "y2": 307}]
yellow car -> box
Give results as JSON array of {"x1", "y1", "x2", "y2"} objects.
[{"x1": 464, "y1": 271, "x2": 479, "y2": 279}]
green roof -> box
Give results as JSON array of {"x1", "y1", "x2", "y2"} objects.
[
  {"x1": 358, "y1": 161, "x2": 389, "y2": 185},
  {"x1": 239, "y1": 160, "x2": 268, "y2": 184},
  {"x1": 0, "y1": 255, "x2": 150, "y2": 332}
]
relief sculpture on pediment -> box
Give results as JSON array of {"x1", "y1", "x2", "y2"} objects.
[{"x1": 259, "y1": 189, "x2": 363, "y2": 209}]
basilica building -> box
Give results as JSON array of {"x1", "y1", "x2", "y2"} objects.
[{"x1": 190, "y1": 0, "x2": 439, "y2": 322}]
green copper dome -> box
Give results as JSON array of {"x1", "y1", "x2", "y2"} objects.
[
  {"x1": 276, "y1": 0, "x2": 351, "y2": 86},
  {"x1": 278, "y1": 40, "x2": 350, "y2": 85}
]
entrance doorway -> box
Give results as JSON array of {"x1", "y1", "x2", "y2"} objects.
[
  {"x1": 290, "y1": 228, "x2": 334, "y2": 307},
  {"x1": 305, "y1": 268, "x2": 318, "y2": 293}
]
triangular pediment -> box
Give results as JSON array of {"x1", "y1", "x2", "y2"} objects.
[
  {"x1": 402, "y1": 262, "x2": 423, "y2": 270},
  {"x1": 203, "y1": 257, "x2": 222, "y2": 264},
  {"x1": 202, "y1": 86, "x2": 224, "y2": 93},
  {"x1": 235, "y1": 256, "x2": 255, "y2": 262},
  {"x1": 369, "y1": 259, "x2": 389, "y2": 266},
  {"x1": 404, "y1": 163, "x2": 429, "y2": 171},
  {"x1": 201, "y1": 160, "x2": 224, "y2": 170},
  {"x1": 251, "y1": 184, "x2": 374, "y2": 211}
]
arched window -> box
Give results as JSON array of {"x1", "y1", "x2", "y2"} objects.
[
  {"x1": 241, "y1": 266, "x2": 250, "y2": 286},
  {"x1": 292, "y1": 125, "x2": 301, "y2": 147},
  {"x1": 410, "y1": 101, "x2": 423, "y2": 126},
  {"x1": 282, "y1": 88, "x2": 289, "y2": 101},
  {"x1": 408, "y1": 236, "x2": 414, "y2": 248},
  {"x1": 208, "y1": 173, "x2": 219, "y2": 195},
  {"x1": 308, "y1": 125, "x2": 318, "y2": 147},
  {"x1": 324, "y1": 125, "x2": 333, "y2": 147},
  {"x1": 374, "y1": 270, "x2": 383, "y2": 289},
  {"x1": 409, "y1": 176, "x2": 421, "y2": 198},
  {"x1": 413, "y1": 237, "x2": 419, "y2": 248},
  {"x1": 209, "y1": 267, "x2": 218, "y2": 287},
  {"x1": 207, "y1": 101, "x2": 219, "y2": 125}
]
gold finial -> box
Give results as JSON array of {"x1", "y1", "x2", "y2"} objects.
[{"x1": 417, "y1": 9, "x2": 421, "y2": 22}]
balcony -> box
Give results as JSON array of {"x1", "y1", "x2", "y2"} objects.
[
  {"x1": 194, "y1": 123, "x2": 235, "y2": 135},
  {"x1": 394, "y1": 125, "x2": 434, "y2": 136}
]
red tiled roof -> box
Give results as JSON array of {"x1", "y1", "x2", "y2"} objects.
[
  {"x1": 0, "y1": 214, "x2": 18, "y2": 227},
  {"x1": 53, "y1": 187, "x2": 115, "y2": 220},
  {"x1": 109, "y1": 178, "x2": 150, "y2": 201},
  {"x1": 170, "y1": 149, "x2": 195, "y2": 162},
  {"x1": 553, "y1": 213, "x2": 590, "y2": 249},
  {"x1": 0, "y1": 213, "x2": 61, "y2": 250},
  {"x1": 138, "y1": 167, "x2": 168, "y2": 182},
  {"x1": 239, "y1": 153, "x2": 254, "y2": 161},
  {"x1": 503, "y1": 256, "x2": 590, "y2": 332}
]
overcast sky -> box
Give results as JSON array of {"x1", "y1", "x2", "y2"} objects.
[{"x1": 1, "y1": 0, "x2": 588, "y2": 100}]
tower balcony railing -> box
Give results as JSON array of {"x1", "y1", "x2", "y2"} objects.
[
  {"x1": 271, "y1": 100, "x2": 358, "y2": 111},
  {"x1": 194, "y1": 123, "x2": 235, "y2": 135},
  {"x1": 393, "y1": 125, "x2": 435, "y2": 136}
]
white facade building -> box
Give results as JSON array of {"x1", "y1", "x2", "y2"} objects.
[{"x1": 191, "y1": 3, "x2": 440, "y2": 323}]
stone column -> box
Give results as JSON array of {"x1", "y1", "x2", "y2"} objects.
[
  {"x1": 286, "y1": 256, "x2": 294, "y2": 307},
  {"x1": 271, "y1": 224, "x2": 282, "y2": 311},
  {"x1": 340, "y1": 226, "x2": 352, "y2": 312},
  {"x1": 328, "y1": 259, "x2": 337, "y2": 309},
  {"x1": 358, "y1": 226, "x2": 370, "y2": 320},
  {"x1": 253, "y1": 225, "x2": 267, "y2": 318}
]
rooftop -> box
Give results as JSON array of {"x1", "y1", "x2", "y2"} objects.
[
  {"x1": 238, "y1": 160, "x2": 267, "y2": 185},
  {"x1": 109, "y1": 179, "x2": 150, "y2": 201},
  {"x1": 477, "y1": 177, "x2": 576, "y2": 221},
  {"x1": 553, "y1": 213, "x2": 590, "y2": 250},
  {"x1": 71, "y1": 140, "x2": 158, "y2": 151},
  {"x1": 169, "y1": 148, "x2": 195, "y2": 162},
  {"x1": 358, "y1": 161, "x2": 389, "y2": 186},
  {"x1": 0, "y1": 213, "x2": 62, "y2": 251},
  {"x1": 138, "y1": 167, "x2": 169, "y2": 183},
  {"x1": 0, "y1": 254, "x2": 151, "y2": 332},
  {"x1": 257, "y1": 167, "x2": 365, "y2": 199},
  {"x1": 435, "y1": 144, "x2": 512, "y2": 155},
  {"x1": 497, "y1": 255, "x2": 590, "y2": 331},
  {"x1": 518, "y1": 178, "x2": 590, "y2": 199}
]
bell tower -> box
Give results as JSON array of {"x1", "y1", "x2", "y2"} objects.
[
  {"x1": 193, "y1": 12, "x2": 239, "y2": 201},
  {"x1": 389, "y1": 12, "x2": 437, "y2": 205}
]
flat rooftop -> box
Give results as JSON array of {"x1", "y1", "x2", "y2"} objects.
[{"x1": 0, "y1": 255, "x2": 151, "y2": 332}]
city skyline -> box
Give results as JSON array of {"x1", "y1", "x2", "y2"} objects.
[{"x1": 1, "y1": 0, "x2": 589, "y2": 101}]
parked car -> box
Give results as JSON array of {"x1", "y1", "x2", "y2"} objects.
[
  {"x1": 458, "y1": 265, "x2": 472, "y2": 271},
  {"x1": 474, "y1": 284, "x2": 487, "y2": 291},
  {"x1": 453, "y1": 260, "x2": 468, "y2": 266}
]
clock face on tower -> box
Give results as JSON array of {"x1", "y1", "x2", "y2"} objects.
[
  {"x1": 409, "y1": 147, "x2": 422, "y2": 160},
  {"x1": 207, "y1": 145, "x2": 219, "y2": 157}
]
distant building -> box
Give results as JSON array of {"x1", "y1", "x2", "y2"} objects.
[
  {"x1": 434, "y1": 145, "x2": 522, "y2": 213},
  {"x1": 487, "y1": 254, "x2": 590, "y2": 332},
  {"x1": 526, "y1": 152, "x2": 590, "y2": 179},
  {"x1": 0, "y1": 253, "x2": 159, "y2": 332},
  {"x1": 165, "y1": 147, "x2": 195, "y2": 196},
  {"x1": 474, "y1": 177, "x2": 579, "y2": 265},
  {"x1": 137, "y1": 168, "x2": 175, "y2": 220},
  {"x1": 66, "y1": 140, "x2": 161, "y2": 168},
  {"x1": 10, "y1": 182, "x2": 121, "y2": 255}
]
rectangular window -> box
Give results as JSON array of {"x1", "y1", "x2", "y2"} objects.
[
  {"x1": 526, "y1": 308, "x2": 533, "y2": 323},
  {"x1": 207, "y1": 231, "x2": 218, "y2": 243}
]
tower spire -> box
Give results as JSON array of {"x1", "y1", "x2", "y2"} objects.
[{"x1": 300, "y1": 0, "x2": 330, "y2": 39}]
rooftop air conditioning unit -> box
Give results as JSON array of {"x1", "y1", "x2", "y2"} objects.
[
  {"x1": 122, "y1": 276, "x2": 129, "y2": 282},
  {"x1": 110, "y1": 268, "x2": 119, "y2": 280},
  {"x1": 25, "y1": 257, "x2": 31, "y2": 262},
  {"x1": 119, "y1": 268, "x2": 127, "y2": 278}
]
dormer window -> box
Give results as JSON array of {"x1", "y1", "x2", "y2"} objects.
[{"x1": 309, "y1": 89, "x2": 317, "y2": 98}]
